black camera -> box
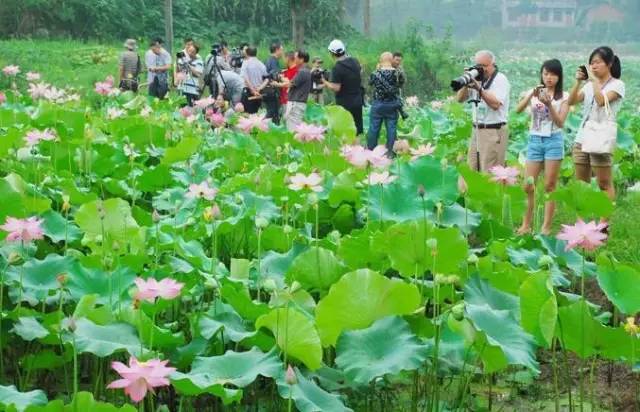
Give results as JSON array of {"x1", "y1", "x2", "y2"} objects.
[
  {"x1": 176, "y1": 51, "x2": 186, "y2": 60},
  {"x1": 311, "y1": 68, "x2": 329, "y2": 83},
  {"x1": 398, "y1": 105, "x2": 409, "y2": 120},
  {"x1": 211, "y1": 44, "x2": 222, "y2": 57},
  {"x1": 450, "y1": 64, "x2": 484, "y2": 91},
  {"x1": 263, "y1": 72, "x2": 281, "y2": 82},
  {"x1": 229, "y1": 48, "x2": 244, "y2": 69}
]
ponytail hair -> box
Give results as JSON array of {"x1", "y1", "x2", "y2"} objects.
[{"x1": 589, "y1": 46, "x2": 622, "y2": 79}]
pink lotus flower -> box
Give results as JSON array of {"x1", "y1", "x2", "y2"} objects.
[
  {"x1": 557, "y1": 219, "x2": 608, "y2": 252},
  {"x1": 43, "y1": 86, "x2": 66, "y2": 102},
  {"x1": 405, "y1": 96, "x2": 419, "y2": 107},
  {"x1": 237, "y1": 114, "x2": 269, "y2": 134},
  {"x1": 234, "y1": 103, "x2": 245, "y2": 113},
  {"x1": 208, "y1": 111, "x2": 226, "y2": 128},
  {"x1": 393, "y1": 139, "x2": 411, "y2": 154},
  {"x1": 134, "y1": 277, "x2": 184, "y2": 302},
  {"x1": 410, "y1": 143, "x2": 436, "y2": 161},
  {"x1": 107, "y1": 357, "x2": 176, "y2": 403},
  {"x1": 288, "y1": 172, "x2": 323, "y2": 192},
  {"x1": 24, "y1": 128, "x2": 56, "y2": 146},
  {"x1": 489, "y1": 165, "x2": 519, "y2": 186},
  {"x1": 186, "y1": 181, "x2": 218, "y2": 201},
  {"x1": 293, "y1": 123, "x2": 325, "y2": 143},
  {"x1": 194, "y1": 96, "x2": 216, "y2": 109},
  {"x1": 285, "y1": 365, "x2": 297, "y2": 385},
  {"x1": 28, "y1": 82, "x2": 50, "y2": 100},
  {"x1": 341, "y1": 145, "x2": 391, "y2": 169},
  {"x1": 366, "y1": 170, "x2": 397, "y2": 185},
  {"x1": 95, "y1": 80, "x2": 113, "y2": 96},
  {"x1": 1, "y1": 216, "x2": 44, "y2": 242},
  {"x1": 0, "y1": 91, "x2": 5, "y2": 105},
  {"x1": 2, "y1": 65, "x2": 20, "y2": 76},
  {"x1": 179, "y1": 106, "x2": 193, "y2": 119},
  {"x1": 26, "y1": 72, "x2": 41, "y2": 82},
  {"x1": 106, "y1": 107, "x2": 125, "y2": 120}
]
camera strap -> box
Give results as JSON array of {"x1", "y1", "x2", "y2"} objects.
[{"x1": 481, "y1": 67, "x2": 499, "y2": 91}]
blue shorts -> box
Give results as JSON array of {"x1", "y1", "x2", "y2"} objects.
[{"x1": 526, "y1": 132, "x2": 564, "y2": 162}]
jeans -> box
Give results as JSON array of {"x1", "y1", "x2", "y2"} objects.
[
  {"x1": 526, "y1": 132, "x2": 564, "y2": 161},
  {"x1": 367, "y1": 100, "x2": 399, "y2": 151}
]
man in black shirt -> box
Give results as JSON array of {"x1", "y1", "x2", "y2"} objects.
[
  {"x1": 322, "y1": 39, "x2": 364, "y2": 135},
  {"x1": 284, "y1": 50, "x2": 312, "y2": 131},
  {"x1": 263, "y1": 41, "x2": 285, "y2": 125}
]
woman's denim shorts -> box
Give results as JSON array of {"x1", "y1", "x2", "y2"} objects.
[{"x1": 526, "y1": 132, "x2": 564, "y2": 162}]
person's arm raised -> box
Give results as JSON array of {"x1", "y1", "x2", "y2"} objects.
[
  {"x1": 516, "y1": 88, "x2": 536, "y2": 114},
  {"x1": 568, "y1": 69, "x2": 586, "y2": 106}
]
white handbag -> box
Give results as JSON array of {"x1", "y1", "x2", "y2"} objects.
[{"x1": 579, "y1": 92, "x2": 617, "y2": 154}]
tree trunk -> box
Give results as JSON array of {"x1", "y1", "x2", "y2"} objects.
[
  {"x1": 291, "y1": 0, "x2": 310, "y2": 48},
  {"x1": 164, "y1": 0, "x2": 173, "y2": 54},
  {"x1": 363, "y1": 0, "x2": 371, "y2": 36}
]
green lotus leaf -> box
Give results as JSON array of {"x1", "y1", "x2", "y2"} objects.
[
  {"x1": 285, "y1": 246, "x2": 347, "y2": 291},
  {"x1": 65, "y1": 318, "x2": 142, "y2": 357},
  {"x1": 335, "y1": 316, "x2": 428, "y2": 386},
  {"x1": 220, "y1": 280, "x2": 270, "y2": 322},
  {"x1": 137, "y1": 164, "x2": 175, "y2": 193},
  {"x1": 464, "y1": 276, "x2": 539, "y2": 373},
  {"x1": 336, "y1": 228, "x2": 389, "y2": 272},
  {"x1": 0, "y1": 385, "x2": 47, "y2": 412},
  {"x1": 276, "y1": 366, "x2": 353, "y2": 412},
  {"x1": 118, "y1": 308, "x2": 185, "y2": 350},
  {"x1": 161, "y1": 136, "x2": 201, "y2": 165},
  {"x1": 550, "y1": 179, "x2": 614, "y2": 219},
  {"x1": 24, "y1": 391, "x2": 136, "y2": 412},
  {"x1": 66, "y1": 260, "x2": 137, "y2": 306},
  {"x1": 40, "y1": 210, "x2": 82, "y2": 243},
  {"x1": 385, "y1": 220, "x2": 468, "y2": 277},
  {"x1": 170, "y1": 347, "x2": 281, "y2": 404},
  {"x1": 519, "y1": 272, "x2": 557, "y2": 348},
  {"x1": 5, "y1": 173, "x2": 51, "y2": 214},
  {"x1": 11, "y1": 317, "x2": 49, "y2": 341},
  {"x1": 596, "y1": 255, "x2": 640, "y2": 315},
  {"x1": 325, "y1": 105, "x2": 356, "y2": 141},
  {"x1": 315, "y1": 269, "x2": 421, "y2": 346},
  {"x1": 5, "y1": 254, "x2": 73, "y2": 305},
  {"x1": 256, "y1": 307, "x2": 322, "y2": 370},
  {"x1": 199, "y1": 309, "x2": 256, "y2": 343},
  {"x1": 74, "y1": 198, "x2": 145, "y2": 254}
]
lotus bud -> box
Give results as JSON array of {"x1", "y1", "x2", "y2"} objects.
[
  {"x1": 276, "y1": 146, "x2": 282, "y2": 154},
  {"x1": 327, "y1": 230, "x2": 341, "y2": 243},
  {"x1": 61, "y1": 316, "x2": 77, "y2": 332},
  {"x1": 203, "y1": 207, "x2": 214, "y2": 222},
  {"x1": 204, "y1": 278, "x2": 219, "y2": 290},
  {"x1": 538, "y1": 255, "x2": 554, "y2": 268},
  {"x1": 280, "y1": 196, "x2": 289, "y2": 203},
  {"x1": 103, "y1": 255, "x2": 113, "y2": 268},
  {"x1": 293, "y1": 203, "x2": 303, "y2": 210},
  {"x1": 97, "y1": 202, "x2": 106, "y2": 219},
  {"x1": 446, "y1": 275, "x2": 460, "y2": 285},
  {"x1": 186, "y1": 217, "x2": 196, "y2": 226},
  {"x1": 307, "y1": 193, "x2": 318, "y2": 206},
  {"x1": 152, "y1": 209, "x2": 161, "y2": 223},
  {"x1": 434, "y1": 273, "x2": 446, "y2": 284},
  {"x1": 451, "y1": 302, "x2": 465, "y2": 321},
  {"x1": 234, "y1": 194, "x2": 243, "y2": 204},
  {"x1": 255, "y1": 216, "x2": 269, "y2": 229},
  {"x1": 440, "y1": 158, "x2": 448, "y2": 169},
  {"x1": 285, "y1": 365, "x2": 298, "y2": 385},
  {"x1": 112, "y1": 241, "x2": 121, "y2": 251},
  {"x1": 61, "y1": 195, "x2": 71, "y2": 213},
  {"x1": 426, "y1": 238, "x2": 438, "y2": 250},
  {"x1": 8, "y1": 252, "x2": 21, "y2": 264},
  {"x1": 417, "y1": 184, "x2": 426, "y2": 198},
  {"x1": 467, "y1": 254, "x2": 479, "y2": 265},
  {"x1": 56, "y1": 273, "x2": 68, "y2": 286}
]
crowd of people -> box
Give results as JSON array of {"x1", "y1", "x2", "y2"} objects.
[{"x1": 117, "y1": 38, "x2": 625, "y2": 234}]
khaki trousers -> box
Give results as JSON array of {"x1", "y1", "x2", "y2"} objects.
[{"x1": 466, "y1": 125, "x2": 509, "y2": 172}]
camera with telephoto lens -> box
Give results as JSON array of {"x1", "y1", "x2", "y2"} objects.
[
  {"x1": 262, "y1": 72, "x2": 282, "y2": 83},
  {"x1": 311, "y1": 68, "x2": 329, "y2": 83},
  {"x1": 210, "y1": 44, "x2": 222, "y2": 57},
  {"x1": 398, "y1": 104, "x2": 409, "y2": 120},
  {"x1": 229, "y1": 47, "x2": 244, "y2": 69},
  {"x1": 450, "y1": 64, "x2": 485, "y2": 91}
]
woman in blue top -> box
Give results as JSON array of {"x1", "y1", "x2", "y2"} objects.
[{"x1": 516, "y1": 59, "x2": 569, "y2": 235}]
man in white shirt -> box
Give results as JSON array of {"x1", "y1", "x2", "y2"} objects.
[
  {"x1": 456, "y1": 50, "x2": 511, "y2": 172},
  {"x1": 145, "y1": 38, "x2": 172, "y2": 99}
]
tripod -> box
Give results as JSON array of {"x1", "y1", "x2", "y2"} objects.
[{"x1": 469, "y1": 89, "x2": 482, "y2": 172}]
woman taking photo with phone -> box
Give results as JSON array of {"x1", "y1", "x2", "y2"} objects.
[
  {"x1": 568, "y1": 46, "x2": 625, "y2": 201},
  {"x1": 516, "y1": 59, "x2": 569, "y2": 235}
]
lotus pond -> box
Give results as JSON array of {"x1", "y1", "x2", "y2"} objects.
[{"x1": 1, "y1": 52, "x2": 640, "y2": 412}]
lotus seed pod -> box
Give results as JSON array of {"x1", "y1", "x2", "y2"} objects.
[
  {"x1": 426, "y1": 238, "x2": 438, "y2": 250},
  {"x1": 467, "y1": 254, "x2": 479, "y2": 264},
  {"x1": 434, "y1": 273, "x2": 446, "y2": 284},
  {"x1": 290, "y1": 281, "x2": 302, "y2": 293},
  {"x1": 307, "y1": 193, "x2": 318, "y2": 205},
  {"x1": 283, "y1": 224, "x2": 293, "y2": 234},
  {"x1": 451, "y1": 303, "x2": 465, "y2": 321},
  {"x1": 152, "y1": 209, "x2": 161, "y2": 223},
  {"x1": 440, "y1": 158, "x2": 448, "y2": 169},
  {"x1": 255, "y1": 216, "x2": 269, "y2": 229},
  {"x1": 263, "y1": 278, "x2": 277, "y2": 292},
  {"x1": 328, "y1": 230, "x2": 341, "y2": 243},
  {"x1": 7, "y1": 252, "x2": 21, "y2": 264}
]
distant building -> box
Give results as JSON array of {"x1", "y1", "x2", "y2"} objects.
[
  {"x1": 583, "y1": 3, "x2": 624, "y2": 28},
  {"x1": 501, "y1": 0, "x2": 577, "y2": 29}
]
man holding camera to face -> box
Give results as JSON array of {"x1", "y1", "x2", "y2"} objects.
[
  {"x1": 175, "y1": 44, "x2": 204, "y2": 107},
  {"x1": 454, "y1": 50, "x2": 510, "y2": 173}
]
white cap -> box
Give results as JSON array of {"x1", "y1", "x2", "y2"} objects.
[{"x1": 328, "y1": 39, "x2": 346, "y2": 55}]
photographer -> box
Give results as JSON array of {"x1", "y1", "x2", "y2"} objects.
[
  {"x1": 310, "y1": 57, "x2": 327, "y2": 104},
  {"x1": 284, "y1": 50, "x2": 312, "y2": 131},
  {"x1": 322, "y1": 39, "x2": 364, "y2": 135},
  {"x1": 455, "y1": 50, "x2": 510, "y2": 173},
  {"x1": 366, "y1": 52, "x2": 401, "y2": 156},
  {"x1": 204, "y1": 44, "x2": 232, "y2": 84},
  {"x1": 175, "y1": 43, "x2": 204, "y2": 106},
  {"x1": 215, "y1": 69, "x2": 245, "y2": 105},
  {"x1": 263, "y1": 41, "x2": 286, "y2": 125},
  {"x1": 391, "y1": 51, "x2": 406, "y2": 91},
  {"x1": 240, "y1": 46, "x2": 268, "y2": 114},
  {"x1": 145, "y1": 38, "x2": 172, "y2": 99}
]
